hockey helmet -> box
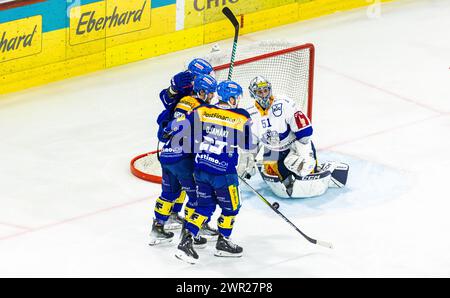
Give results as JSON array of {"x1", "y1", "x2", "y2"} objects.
[
  {"x1": 217, "y1": 80, "x2": 243, "y2": 108},
  {"x1": 188, "y1": 58, "x2": 214, "y2": 77},
  {"x1": 193, "y1": 74, "x2": 217, "y2": 102}
]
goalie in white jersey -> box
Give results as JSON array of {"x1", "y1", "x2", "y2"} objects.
[{"x1": 239, "y1": 76, "x2": 349, "y2": 198}]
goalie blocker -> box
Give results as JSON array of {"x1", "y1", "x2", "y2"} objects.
[{"x1": 256, "y1": 161, "x2": 349, "y2": 199}]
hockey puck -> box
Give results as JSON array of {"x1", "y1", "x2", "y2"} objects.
[{"x1": 272, "y1": 202, "x2": 280, "y2": 210}]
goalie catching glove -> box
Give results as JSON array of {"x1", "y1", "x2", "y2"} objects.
[{"x1": 284, "y1": 139, "x2": 316, "y2": 177}]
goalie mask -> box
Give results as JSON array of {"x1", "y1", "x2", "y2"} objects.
[{"x1": 249, "y1": 76, "x2": 272, "y2": 110}]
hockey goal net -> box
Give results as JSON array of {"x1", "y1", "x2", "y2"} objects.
[{"x1": 131, "y1": 41, "x2": 315, "y2": 183}]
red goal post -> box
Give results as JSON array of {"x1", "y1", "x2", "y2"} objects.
[{"x1": 131, "y1": 41, "x2": 315, "y2": 183}]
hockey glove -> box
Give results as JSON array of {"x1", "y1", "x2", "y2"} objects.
[
  {"x1": 169, "y1": 71, "x2": 194, "y2": 96},
  {"x1": 157, "y1": 124, "x2": 173, "y2": 142},
  {"x1": 237, "y1": 151, "x2": 257, "y2": 179},
  {"x1": 284, "y1": 140, "x2": 316, "y2": 177}
]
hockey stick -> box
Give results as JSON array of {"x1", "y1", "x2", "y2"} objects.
[
  {"x1": 156, "y1": 140, "x2": 161, "y2": 162},
  {"x1": 222, "y1": 7, "x2": 239, "y2": 80},
  {"x1": 238, "y1": 177, "x2": 334, "y2": 249}
]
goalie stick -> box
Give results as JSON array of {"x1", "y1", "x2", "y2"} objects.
[
  {"x1": 222, "y1": 7, "x2": 239, "y2": 80},
  {"x1": 239, "y1": 177, "x2": 334, "y2": 249}
]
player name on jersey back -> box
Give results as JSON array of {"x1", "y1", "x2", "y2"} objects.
[{"x1": 192, "y1": 105, "x2": 253, "y2": 175}]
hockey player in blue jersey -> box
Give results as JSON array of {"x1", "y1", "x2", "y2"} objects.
[
  {"x1": 170, "y1": 80, "x2": 256, "y2": 264},
  {"x1": 149, "y1": 74, "x2": 218, "y2": 246},
  {"x1": 159, "y1": 58, "x2": 214, "y2": 110},
  {"x1": 157, "y1": 58, "x2": 216, "y2": 230}
]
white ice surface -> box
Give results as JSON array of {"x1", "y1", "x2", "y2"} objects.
[{"x1": 0, "y1": 0, "x2": 449, "y2": 277}]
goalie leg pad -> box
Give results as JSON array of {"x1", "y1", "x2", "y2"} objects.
[
  {"x1": 259, "y1": 167, "x2": 332, "y2": 198},
  {"x1": 330, "y1": 162, "x2": 349, "y2": 188},
  {"x1": 259, "y1": 169, "x2": 291, "y2": 199},
  {"x1": 290, "y1": 171, "x2": 331, "y2": 198},
  {"x1": 320, "y1": 162, "x2": 350, "y2": 188}
]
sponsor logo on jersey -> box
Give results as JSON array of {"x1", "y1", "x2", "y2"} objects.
[
  {"x1": 201, "y1": 111, "x2": 241, "y2": 125},
  {"x1": 0, "y1": 16, "x2": 42, "y2": 62},
  {"x1": 262, "y1": 130, "x2": 280, "y2": 146},
  {"x1": 174, "y1": 111, "x2": 185, "y2": 119},
  {"x1": 176, "y1": 96, "x2": 200, "y2": 112},
  {"x1": 294, "y1": 111, "x2": 310, "y2": 129},
  {"x1": 193, "y1": 0, "x2": 240, "y2": 12},
  {"x1": 162, "y1": 147, "x2": 182, "y2": 154},
  {"x1": 197, "y1": 107, "x2": 248, "y2": 131},
  {"x1": 195, "y1": 153, "x2": 228, "y2": 168},
  {"x1": 272, "y1": 103, "x2": 283, "y2": 117},
  {"x1": 70, "y1": 0, "x2": 150, "y2": 45}
]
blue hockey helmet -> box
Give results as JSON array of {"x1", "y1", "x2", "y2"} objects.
[
  {"x1": 188, "y1": 58, "x2": 214, "y2": 77},
  {"x1": 217, "y1": 80, "x2": 243, "y2": 108},
  {"x1": 193, "y1": 74, "x2": 217, "y2": 95}
]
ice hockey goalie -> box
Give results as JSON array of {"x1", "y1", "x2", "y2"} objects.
[{"x1": 237, "y1": 76, "x2": 349, "y2": 198}]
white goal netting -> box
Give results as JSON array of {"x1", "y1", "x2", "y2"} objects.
[{"x1": 201, "y1": 40, "x2": 314, "y2": 119}]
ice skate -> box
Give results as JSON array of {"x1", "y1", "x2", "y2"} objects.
[
  {"x1": 164, "y1": 213, "x2": 184, "y2": 230},
  {"x1": 149, "y1": 221, "x2": 174, "y2": 246},
  {"x1": 198, "y1": 222, "x2": 219, "y2": 241},
  {"x1": 193, "y1": 235, "x2": 207, "y2": 249},
  {"x1": 214, "y1": 235, "x2": 243, "y2": 258},
  {"x1": 175, "y1": 229, "x2": 199, "y2": 264}
]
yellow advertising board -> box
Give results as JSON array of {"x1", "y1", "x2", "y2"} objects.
[
  {"x1": 0, "y1": 0, "x2": 396, "y2": 96},
  {"x1": 0, "y1": 15, "x2": 42, "y2": 62},
  {"x1": 183, "y1": 0, "x2": 300, "y2": 29},
  {"x1": 69, "y1": 0, "x2": 152, "y2": 45}
]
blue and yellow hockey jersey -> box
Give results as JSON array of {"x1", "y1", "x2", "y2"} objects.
[
  {"x1": 169, "y1": 104, "x2": 255, "y2": 175},
  {"x1": 159, "y1": 95, "x2": 205, "y2": 164}
]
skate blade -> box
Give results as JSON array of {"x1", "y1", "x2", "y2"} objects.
[
  {"x1": 198, "y1": 234, "x2": 219, "y2": 241},
  {"x1": 148, "y1": 237, "x2": 173, "y2": 246},
  {"x1": 164, "y1": 223, "x2": 183, "y2": 231},
  {"x1": 214, "y1": 250, "x2": 243, "y2": 258},
  {"x1": 193, "y1": 243, "x2": 207, "y2": 249},
  {"x1": 175, "y1": 250, "x2": 198, "y2": 264}
]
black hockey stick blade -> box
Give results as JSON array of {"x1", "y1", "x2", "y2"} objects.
[{"x1": 222, "y1": 7, "x2": 239, "y2": 29}]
